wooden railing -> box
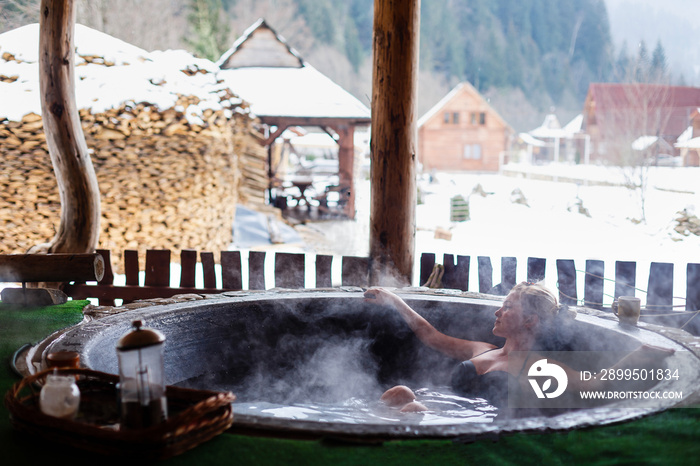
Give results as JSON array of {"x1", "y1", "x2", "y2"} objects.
[
  {"x1": 421, "y1": 253, "x2": 700, "y2": 310},
  {"x1": 60, "y1": 249, "x2": 700, "y2": 320},
  {"x1": 62, "y1": 249, "x2": 371, "y2": 307}
]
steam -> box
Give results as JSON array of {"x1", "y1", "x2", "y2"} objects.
[
  {"x1": 276, "y1": 337, "x2": 382, "y2": 403},
  {"x1": 239, "y1": 335, "x2": 383, "y2": 404}
]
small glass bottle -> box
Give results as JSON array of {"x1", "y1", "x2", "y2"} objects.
[{"x1": 39, "y1": 372, "x2": 81, "y2": 419}]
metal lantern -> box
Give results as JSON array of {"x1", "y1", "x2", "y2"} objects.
[{"x1": 117, "y1": 319, "x2": 167, "y2": 429}]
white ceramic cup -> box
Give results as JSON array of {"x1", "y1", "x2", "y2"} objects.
[{"x1": 613, "y1": 296, "x2": 641, "y2": 325}]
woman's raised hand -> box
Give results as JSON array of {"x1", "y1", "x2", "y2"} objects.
[{"x1": 363, "y1": 287, "x2": 401, "y2": 307}]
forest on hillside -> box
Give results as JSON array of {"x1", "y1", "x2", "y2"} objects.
[{"x1": 2, "y1": 0, "x2": 673, "y2": 131}]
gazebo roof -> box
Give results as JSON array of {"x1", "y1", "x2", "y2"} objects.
[
  {"x1": 217, "y1": 65, "x2": 371, "y2": 122},
  {"x1": 216, "y1": 19, "x2": 370, "y2": 125}
]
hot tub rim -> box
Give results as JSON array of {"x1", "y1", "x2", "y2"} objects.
[{"x1": 37, "y1": 288, "x2": 700, "y2": 440}]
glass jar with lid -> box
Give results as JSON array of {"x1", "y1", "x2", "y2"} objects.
[{"x1": 39, "y1": 372, "x2": 80, "y2": 419}]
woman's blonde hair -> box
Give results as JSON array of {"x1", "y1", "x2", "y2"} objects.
[{"x1": 511, "y1": 281, "x2": 576, "y2": 323}]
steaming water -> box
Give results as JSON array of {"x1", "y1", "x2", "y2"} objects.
[{"x1": 232, "y1": 388, "x2": 498, "y2": 425}]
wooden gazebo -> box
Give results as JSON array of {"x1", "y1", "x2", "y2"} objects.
[{"x1": 217, "y1": 19, "x2": 372, "y2": 219}]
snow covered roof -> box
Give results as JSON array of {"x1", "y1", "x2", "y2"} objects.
[
  {"x1": 529, "y1": 113, "x2": 564, "y2": 138},
  {"x1": 0, "y1": 23, "x2": 243, "y2": 123},
  {"x1": 529, "y1": 113, "x2": 583, "y2": 139},
  {"x1": 632, "y1": 135, "x2": 660, "y2": 151},
  {"x1": 563, "y1": 114, "x2": 583, "y2": 133},
  {"x1": 217, "y1": 65, "x2": 370, "y2": 120},
  {"x1": 518, "y1": 132, "x2": 546, "y2": 147},
  {"x1": 216, "y1": 19, "x2": 370, "y2": 122},
  {"x1": 632, "y1": 135, "x2": 673, "y2": 152},
  {"x1": 676, "y1": 125, "x2": 693, "y2": 144},
  {"x1": 675, "y1": 136, "x2": 700, "y2": 149}
]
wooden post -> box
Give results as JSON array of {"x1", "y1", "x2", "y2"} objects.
[
  {"x1": 336, "y1": 124, "x2": 356, "y2": 218},
  {"x1": 34, "y1": 0, "x2": 101, "y2": 255},
  {"x1": 369, "y1": 0, "x2": 420, "y2": 286}
]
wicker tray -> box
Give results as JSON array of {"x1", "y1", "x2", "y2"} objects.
[{"x1": 4, "y1": 367, "x2": 235, "y2": 460}]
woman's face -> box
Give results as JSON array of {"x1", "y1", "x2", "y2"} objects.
[{"x1": 493, "y1": 292, "x2": 527, "y2": 338}]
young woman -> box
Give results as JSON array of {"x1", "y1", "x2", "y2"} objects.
[{"x1": 364, "y1": 282, "x2": 672, "y2": 413}]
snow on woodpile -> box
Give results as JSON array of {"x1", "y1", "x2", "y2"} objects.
[{"x1": 0, "y1": 24, "x2": 267, "y2": 269}]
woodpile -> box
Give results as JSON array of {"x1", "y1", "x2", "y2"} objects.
[
  {"x1": 235, "y1": 127, "x2": 269, "y2": 210},
  {"x1": 672, "y1": 208, "x2": 700, "y2": 237},
  {"x1": 0, "y1": 98, "x2": 269, "y2": 274}
]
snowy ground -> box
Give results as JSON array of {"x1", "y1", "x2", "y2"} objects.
[
  {"x1": 413, "y1": 165, "x2": 699, "y2": 308},
  {"x1": 302, "y1": 163, "x2": 700, "y2": 311}
]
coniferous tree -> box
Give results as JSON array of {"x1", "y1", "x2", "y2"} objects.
[
  {"x1": 297, "y1": 0, "x2": 338, "y2": 46},
  {"x1": 186, "y1": 0, "x2": 230, "y2": 61},
  {"x1": 615, "y1": 41, "x2": 631, "y2": 81},
  {"x1": 634, "y1": 40, "x2": 650, "y2": 82},
  {"x1": 650, "y1": 40, "x2": 668, "y2": 83}
]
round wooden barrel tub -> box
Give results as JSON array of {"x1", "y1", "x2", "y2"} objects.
[{"x1": 44, "y1": 289, "x2": 700, "y2": 441}]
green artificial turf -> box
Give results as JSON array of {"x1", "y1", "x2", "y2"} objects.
[
  {"x1": 1, "y1": 301, "x2": 699, "y2": 465},
  {"x1": 0, "y1": 299, "x2": 88, "y2": 384}
]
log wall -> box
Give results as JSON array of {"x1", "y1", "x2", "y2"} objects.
[{"x1": 0, "y1": 97, "x2": 266, "y2": 273}]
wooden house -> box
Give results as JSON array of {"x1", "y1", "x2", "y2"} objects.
[
  {"x1": 673, "y1": 109, "x2": 700, "y2": 166},
  {"x1": 417, "y1": 82, "x2": 514, "y2": 172},
  {"x1": 582, "y1": 83, "x2": 700, "y2": 164}
]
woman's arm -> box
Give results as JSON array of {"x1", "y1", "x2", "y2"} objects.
[{"x1": 364, "y1": 287, "x2": 495, "y2": 360}]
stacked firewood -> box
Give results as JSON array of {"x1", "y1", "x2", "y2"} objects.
[
  {"x1": 0, "y1": 97, "x2": 267, "y2": 273},
  {"x1": 235, "y1": 126, "x2": 269, "y2": 210},
  {"x1": 672, "y1": 208, "x2": 700, "y2": 237}
]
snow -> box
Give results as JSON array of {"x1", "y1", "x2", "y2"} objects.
[
  {"x1": 0, "y1": 24, "x2": 241, "y2": 122},
  {"x1": 409, "y1": 164, "x2": 700, "y2": 310},
  {"x1": 217, "y1": 65, "x2": 371, "y2": 119},
  {"x1": 677, "y1": 136, "x2": 700, "y2": 149},
  {"x1": 632, "y1": 135, "x2": 660, "y2": 151}
]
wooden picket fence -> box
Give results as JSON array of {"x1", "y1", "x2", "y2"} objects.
[
  {"x1": 62, "y1": 249, "x2": 370, "y2": 306},
  {"x1": 61, "y1": 249, "x2": 700, "y2": 322},
  {"x1": 418, "y1": 253, "x2": 700, "y2": 313}
]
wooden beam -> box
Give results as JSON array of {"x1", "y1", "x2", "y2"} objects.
[
  {"x1": 262, "y1": 124, "x2": 290, "y2": 146},
  {"x1": 369, "y1": 0, "x2": 420, "y2": 286},
  {"x1": 35, "y1": 0, "x2": 101, "y2": 255},
  {"x1": 259, "y1": 116, "x2": 371, "y2": 128},
  {"x1": 0, "y1": 253, "x2": 104, "y2": 283}
]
